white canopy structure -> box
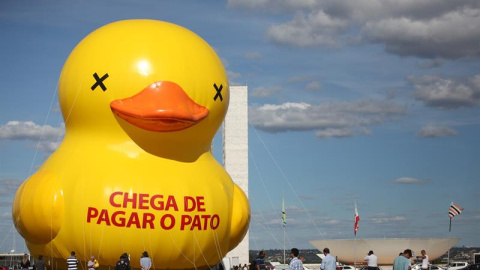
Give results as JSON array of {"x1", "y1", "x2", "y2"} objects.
[{"x1": 310, "y1": 238, "x2": 460, "y2": 265}]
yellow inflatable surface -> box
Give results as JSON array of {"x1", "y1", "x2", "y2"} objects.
[{"x1": 12, "y1": 20, "x2": 250, "y2": 270}]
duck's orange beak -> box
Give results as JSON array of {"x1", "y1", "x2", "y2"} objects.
[{"x1": 110, "y1": 81, "x2": 209, "y2": 132}]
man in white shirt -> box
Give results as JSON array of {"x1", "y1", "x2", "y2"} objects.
[
  {"x1": 364, "y1": 250, "x2": 378, "y2": 270},
  {"x1": 416, "y1": 250, "x2": 429, "y2": 270},
  {"x1": 321, "y1": 248, "x2": 336, "y2": 270}
]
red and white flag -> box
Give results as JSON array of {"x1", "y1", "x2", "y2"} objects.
[{"x1": 354, "y1": 202, "x2": 360, "y2": 236}]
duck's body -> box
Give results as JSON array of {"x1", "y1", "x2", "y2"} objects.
[{"x1": 13, "y1": 20, "x2": 250, "y2": 269}]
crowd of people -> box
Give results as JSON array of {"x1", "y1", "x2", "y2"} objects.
[
  {"x1": 23, "y1": 247, "x2": 429, "y2": 270},
  {"x1": 25, "y1": 250, "x2": 151, "y2": 270},
  {"x1": 254, "y1": 247, "x2": 428, "y2": 270}
]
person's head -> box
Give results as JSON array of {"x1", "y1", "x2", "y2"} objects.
[
  {"x1": 323, "y1": 248, "x2": 330, "y2": 255},
  {"x1": 38, "y1": 255, "x2": 43, "y2": 260},
  {"x1": 291, "y1": 248, "x2": 299, "y2": 258},
  {"x1": 258, "y1": 250, "x2": 265, "y2": 258},
  {"x1": 403, "y1": 249, "x2": 412, "y2": 259},
  {"x1": 23, "y1": 254, "x2": 28, "y2": 259},
  {"x1": 368, "y1": 251, "x2": 374, "y2": 255},
  {"x1": 142, "y1": 251, "x2": 149, "y2": 258},
  {"x1": 91, "y1": 256, "x2": 95, "y2": 261},
  {"x1": 71, "y1": 251, "x2": 75, "y2": 256},
  {"x1": 421, "y1": 250, "x2": 426, "y2": 255}
]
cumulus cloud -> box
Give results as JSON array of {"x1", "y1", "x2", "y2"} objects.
[
  {"x1": 362, "y1": 9, "x2": 480, "y2": 59},
  {"x1": 249, "y1": 100, "x2": 407, "y2": 138},
  {"x1": 408, "y1": 74, "x2": 480, "y2": 109},
  {"x1": 230, "y1": 0, "x2": 480, "y2": 59},
  {"x1": 416, "y1": 125, "x2": 459, "y2": 138},
  {"x1": 0, "y1": 121, "x2": 63, "y2": 152},
  {"x1": 266, "y1": 10, "x2": 347, "y2": 48},
  {"x1": 392, "y1": 177, "x2": 431, "y2": 185}
]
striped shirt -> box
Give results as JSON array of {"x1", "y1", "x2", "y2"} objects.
[{"x1": 67, "y1": 256, "x2": 79, "y2": 270}]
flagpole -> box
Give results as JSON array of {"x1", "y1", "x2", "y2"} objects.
[
  {"x1": 354, "y1": 202, "x2": 359, "y2": 270},
  {"x1": 447, "y1": 217, "x2": 452, "y2": 269},
  {"x1": 282, "y1": 194, "x2": 286, "y2": 265},
  {"x1": 283, "y1": 224, "x2": 286, "y2": 264},
  {"x1": 446, "y1": 202, "x2": 464, "y2": 270},
  {"x1": 354, "y1": 235, "x2": 357, "y2": 269}
]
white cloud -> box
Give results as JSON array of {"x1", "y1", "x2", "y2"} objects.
[
  {"x1": 392, "y1": 177, "x2": 431, "y2": 185},
  {"x1": 0, "y1": 121, "x2": 63, "y2": 152},
  {"x1": 266, "y1": 10, "x2": 347, "y2": 48},
  {"x1": 315, "y1": 128, "x2": 353, "y2": 139},
  {"x1": 416, "y1": 125, "x2": 459, "y2": 138},
  {"x1": 371, "y1": 215, "x2": 407, "y2": 224},
  {"x1": 249, "y1": 100, "x2": 407, "y2": 138},
  {"x1": 408, "y1": 74, "x2": 480, "y2": 109}
]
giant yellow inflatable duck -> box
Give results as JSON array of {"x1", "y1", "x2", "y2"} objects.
[{"x1": 12, "y1": 20, "x2": 250, "y2": 270}]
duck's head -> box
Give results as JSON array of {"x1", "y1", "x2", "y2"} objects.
[{"x1": 58, "y1": 20, "x2": 229, "y2": 160}]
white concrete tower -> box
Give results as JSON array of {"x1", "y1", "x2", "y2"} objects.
[{"x1": 223, "y1": 85, "x2": 249, "y2": 266}]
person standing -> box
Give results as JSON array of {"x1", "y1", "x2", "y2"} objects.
[
  {"x1": 87, "y1": 256, "x2": 98, "y2": 270},
  {"x1": 393, "y1": 249, "x2": 412, "y2": 270},
  {"x1": 122, "y1": 253, "x2": 131, "y2": 266},
  {"x1": 289, "y1": 248, "x2": 303, "y2": 270},
  {"x1": 364, "y1": 250, "x2": 378, "y2": 270},
  {"x1": 115, "y1": 254, "x2": 131, "y2": 270},
  {"x1": 67, "y1": 251, "x2": 79, "y2": 270},
  {"x1": 321, "y1": 248, "x2": 336, "y2": 270},
  {"x1": 416, "y1": 250, "x2": 429, "y2": 270},
  {"x1": 140, "y1": 251, "x2": 152, "y2": 270},
  {"x1": 20, "y1": 254, "x2": 30, "y2": 270},
  {"x1": 254, "y1": 250, "x2": 266, "y2": 270},
  {"x1": 35, "y1": 255, "x2": 47, "y2": 270}
]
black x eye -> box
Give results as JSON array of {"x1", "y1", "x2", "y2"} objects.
[
  {"x1": 213, "y1": 83, "x2": 223, "y2": 101},
  {"x1": 91, "y1": 73, "x2": 109, "y2": 91}
]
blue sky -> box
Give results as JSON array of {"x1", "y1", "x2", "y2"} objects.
[{"x1": 1, "y1": 0, "x2": 480, "y2": 253}]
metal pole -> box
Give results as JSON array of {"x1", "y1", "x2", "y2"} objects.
[
  {"x1": 354, "y1": 236, "x2": 357, "y2": 269},
  {"x1": 283, "y1": 225, "x2": 286, "y2": 264}
]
